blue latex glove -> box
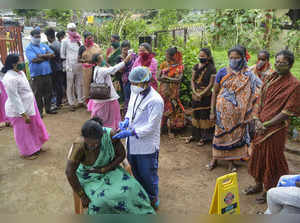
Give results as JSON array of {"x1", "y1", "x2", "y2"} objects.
[
  {"x1": 278, "y1": 175, "x2": 300, "y2": 187},
  {"x1": 112, "y1": 129, "x2": 138, "y2": 139},
  {"x1": 119, "y1": 118, "x2": 129, "y2": 131}
]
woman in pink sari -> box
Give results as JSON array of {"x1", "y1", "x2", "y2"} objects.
[
  {"x1": 2, "y1": 54, "x2": 49, "y2": 160},
  {"x1": 90, "y1": 53, "x2": 132, "y2": 130},
  {"x1": 132, "y1": 43, "x2": 158, "y2": 90},
  {"x1": 0, "y1": 61, "x2": 9, "y2": 127}
]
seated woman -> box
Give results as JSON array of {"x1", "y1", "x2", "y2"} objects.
[
  {"x1": 65, "y1": 117, "x2": 155, "y2": 215},
  {"x1": 264, "y1": 175, "x2": 300, "y2": 214}
]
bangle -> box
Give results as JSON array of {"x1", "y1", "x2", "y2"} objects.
[
  {"x1": 263, "y1": 121, "x2": 271, "y2": 128},
  {"x1": 77, "y1": 190, "x2": 85, "y2": 198}
]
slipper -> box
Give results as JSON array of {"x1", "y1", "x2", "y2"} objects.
[
  {"x1": 185, "y1": 136, "x2": 195, "y2": 144},
  {"x1": 243, "y1": 185, "x2": 263, "y2": 195},
  {"x1": 22, "y1": 154, "x2": 39, "y2": 160},
  {"x1": 256, "y1": 193, "x2": 266, "y2": 204},
  {"x1": 256, "y1": 196, "x2": 266, "y2": 204},
  {"x1": 196, "y1": 140, "x2": 205, "y2": 147},
  {"x1": 206, "y1": 162, "x2": 217, "y2": 171},
  {"x1": 151, "y1": 199, "x2": 160, "y2": 210}
]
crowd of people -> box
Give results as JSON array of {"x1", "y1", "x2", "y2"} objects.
[{"x1": 0, "y1": 22, "x2": 300, "y2": 215}]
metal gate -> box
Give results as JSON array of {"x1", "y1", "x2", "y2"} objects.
[{"x1": 0, "y1": 26, "x2": 24, "y2": 65}]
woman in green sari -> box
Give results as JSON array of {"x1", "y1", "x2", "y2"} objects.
[{"x1": 65, "y1": 117, "x2": 155, "y2": 215}]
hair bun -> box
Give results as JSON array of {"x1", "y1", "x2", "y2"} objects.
[{"x1": 91, "y1": 117, "x2": 103, "y2": 126}]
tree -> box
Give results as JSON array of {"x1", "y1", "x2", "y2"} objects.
[
  {"x1": 13, "y1": 9, "x2": 40, "y2": 26},
  {"x1": 42, "y1": 9, "x2": 73, "y2": 28}
]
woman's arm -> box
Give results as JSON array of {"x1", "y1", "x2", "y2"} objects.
[
  {"x1": 101, "y1": 138, "x2": 126, "y2": 173},
  {"x1": 191, "y1": 70, "x2": 197, "y2": 95},
  {"x1": 88, "y1": 131, "x2": 126, "y2": 174},
  {"x1": 5, "y1": 77, "x2": 26, "y2": 116},
  {"x1": 197, "y1": 74, "x2": 216, "y2": 97},
  {"x1": 65, "y1": 160, "x2": 83, "y2": 194},
  {"x1": 210, "y1": 82, "x2": 220, "y2": 120}
]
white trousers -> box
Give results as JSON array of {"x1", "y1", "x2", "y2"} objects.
[
  {"x1": 265, "y1": 175, "x2": 300, "y2": 214},
  {"x1": 66, "y1": 63, "x2": 84, "y2": 106}
]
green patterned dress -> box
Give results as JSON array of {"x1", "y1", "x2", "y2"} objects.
[{"x1": 76, "y1": 128, "x2": 155, "y2": 215}]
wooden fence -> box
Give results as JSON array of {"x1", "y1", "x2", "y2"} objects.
[{"x1": 0, "y1": 26, "x2": 24, "y2": 65}]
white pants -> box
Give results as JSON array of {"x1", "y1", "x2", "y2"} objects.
[
  {"x1": 265, "y1": 175, "x2": 300, "y2": 214},
  {"x1": 66, "y1": 63, "x2": 84, "y2": 106}
]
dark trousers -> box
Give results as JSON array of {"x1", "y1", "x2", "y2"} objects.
[
  {"x1": 52, "y1": 70, "x2": 65, "y2": 106},
  {"x1": 123, "y1": 81, "x2": 131, "y2": 114},
  {"x1": 31, "y1": 74, "x2": 53, "y2": 115},
  {"x1": 127, "y1": 142, "x2": 159, "y2": 202}
]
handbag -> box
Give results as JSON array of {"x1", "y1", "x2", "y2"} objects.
[{"x1": 89, "y1": 73, "x2": 111, "y2": 100}]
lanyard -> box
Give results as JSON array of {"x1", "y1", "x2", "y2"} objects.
[{"x1": 131, "y1": 93, "x2": 146, "y2": 122}]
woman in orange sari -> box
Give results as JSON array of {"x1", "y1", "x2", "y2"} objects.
[
  {"x1": 158, "y1": 47, "x2": 185, "y2": 138},
  {"x1": 208, "y1": 46, "x2": 262, "y2": 171}
]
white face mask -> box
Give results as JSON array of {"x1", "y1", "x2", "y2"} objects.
[
  {"x1": 31, "y1": 37, "x2": 41, "y2": 45},
  {"x1": 131, "y1": 85, "x2": 144, "y2": 94}
]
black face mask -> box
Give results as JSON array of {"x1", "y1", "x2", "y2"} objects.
[{"x1": 199, "y1": 58, "x2": 208, "y2": 64}]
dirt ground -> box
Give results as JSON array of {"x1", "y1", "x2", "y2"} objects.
[{"x1": 0, "y1": 106, "x2": 300, "y2": 215}]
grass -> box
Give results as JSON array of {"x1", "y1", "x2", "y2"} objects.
[{"x1": 212, "y1": 49, "x2": 300, "y2": 80}]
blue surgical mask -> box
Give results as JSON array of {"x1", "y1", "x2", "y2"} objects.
[
  {"x1": 31, "y1": 37, "x2": 41, "y2": 45},
  {"x1": 229, "y1": 58, "x2": 244, "y2": 71}
]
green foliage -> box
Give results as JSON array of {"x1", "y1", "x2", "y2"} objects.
[
  {"x1": 43, "y1": 9, "x2": 73, "y2": 28},
  {"x1": 13, "y1": 9, "x2": 40, "y2": 26}
]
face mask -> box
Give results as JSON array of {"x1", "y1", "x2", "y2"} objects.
[
  {"x1": 199, "y1": 58, "x2": 208, "y2": 64},
  {"x1": 256, "y1": 60, "x2": 266, "y2": 70},
  {"x1": 131, "y1": 85, "x2": 144, "y2": 94},
  {"x1": 111, "y1": 42, "x2": 120, "y2": 49},
  {"x1": 229, "y1": 58, "x2": 244, "y2": 71},
  {"x1": 139, "y1": 52, "x2": 149, "y2": 60},
  {"x1": 85, "y1": 38, "x2": 94, "y2": 47},
  {"x1": 31, "y1": 37, "x2": 41, "y2": 45},
  {"x1": 16, "y1": 63, "x2": 25, "y2": 71},
  {"x1": 275, "y1": 64, "x2": 290, "y2": 75}
]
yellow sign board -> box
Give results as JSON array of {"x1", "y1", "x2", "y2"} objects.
[
  {"x1": 209, "y1": 173, "x2": 241, "y2": 215},
  {"x1": 87, "y1": 16, "x2": 94, "y2": 24}
]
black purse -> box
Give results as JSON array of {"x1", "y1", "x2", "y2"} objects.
[{"x1": 89, "y1": 74, "x2": 111, "y2": 100}]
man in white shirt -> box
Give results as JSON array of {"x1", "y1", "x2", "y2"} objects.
[
  {"x1": 113, "y1": 66, "x2": 164, "y2": 210},
  {"x1": 60, "y1": 23, "x2": 84, "y2": 111}
]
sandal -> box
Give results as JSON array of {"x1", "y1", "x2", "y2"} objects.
[
  {"x1": 256, "y1": 193, "x2": 267, "y2": 204},
  {"x1": 196, "y1": 140, "x2": 205, "y2": 147},
  {"x1": 22, "y1": 154, "x2": 39, "y2": 160},
  {"x1": 185, "y1": 136, "x2": 195, "y2": 144},
  {"x1": 228, "y1": 162, "x2": 237, "y2": 172},
  {"x1": 206, "y1": 160, "x2": 217, "y2": 171},
  {"x1": 243, "y1": 185, "x2": 263, "y2": 195}
]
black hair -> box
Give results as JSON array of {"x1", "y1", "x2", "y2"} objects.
[
  {"x1": 30, "y1": 29, "x2": 40, "y2": 36},
  {"x1": 228, "y1": 46, "x2": 244, "y2": 58},
  {"x1": 44, "y1": 28, "x2": 55, "y2": 39},
  {"x1": 166, "y1": 47, "x2": 177, "y2": 57},
  {"x1": 111, "y1": 34, "x2": 120, "y2": 41},
  {"x1": 92, "y1": 53, "x2": 101, "y2": 64},
  {"x1": 121, "y1": 40, "x2": 131, "y2": 49},
  {"x1": 56, "y1": 30, "x2": 65, "y2": 39},
  {"x1": 81, "y1": 117, "x2": 104, "y2": 140},
  {"x1": 258, "y1": 50, "x2": 270, "y2": 60},
  {"x1": 235, "y1": 44, "x2": 246, "y2": 58},
  {"x1": 140, "y1": 42, "x2": 152, "y2": 53},
  {"x1": 83, "y1": 31, "x2": 92, "y2": 39},
  {"x1": 200, "y1": 47, "x2": 215, "y2": 66},
  {"x1": 275, "y1": 50, "x2": 294, "y2": 65},
  {"x1": 1, "y1": 54, "x2": 19, "y2": 73}
]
